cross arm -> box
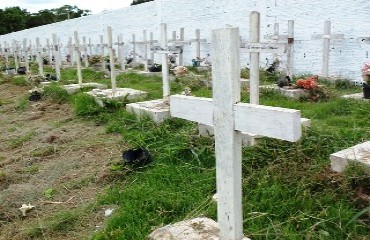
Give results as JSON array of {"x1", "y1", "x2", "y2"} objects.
[{"x1": 170, "y1": 95, "x2": 302, "y2": 142}]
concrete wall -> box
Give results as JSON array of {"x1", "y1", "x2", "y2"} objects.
[{"x1": 0, "y1": 0, "x2": 369, "y2": 81}]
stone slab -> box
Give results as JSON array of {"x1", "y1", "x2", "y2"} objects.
[
  {"x1": 260, "y1": 85, "x2": 309, "y2": 99},
  {"x1": 148, "y1": 217, "x2": 250, "y2": 240},
  {"x1": 330, "y1": 141, "x2": 370, "y2": 173},
  {"x1": 134, "y1": 70, "x2": 162, "y2": 76},
  {"x1": 126, "y1": 99, "x2": 170, "y2": 123},
  {"x1": 87, "y1": 88, "x2": 148, "y2": 107},
  {"x1": 63, "y1": 82, "x2": 107, "y2": 94},
  {"x1": 341, "y1": 93, "x2": 370, "y2": 101}
]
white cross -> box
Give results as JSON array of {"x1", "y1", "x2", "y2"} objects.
[
  {"x1": 135, "y1": 30, "x2": 151, "y2": 72},
  {"x1": 191, "y1": 29, "x2": 207, "y2": 60},
  {"x1": 107, "y1": 26, "x2": 117, "y2": 96},
  {"x1": 3, "y1": 41, "x2": 9, "y2": 67},
  {"x1": 12, "y1": 40, "x2": 20, "y2": 70},
  {"x1": 264, "y1": 21, "x2": 295, "y2": 79},
  {"x1": 240, "y1": 11, "x2": 287, "y2": 105},
  {"x1": 35, "y1": 37, "x2": 44, "y2": 76},
  {"x1": 170, "y1": 26, "x2": 302, "y2": 240},
  {"x1": 97, "y1": 35, "x2": 108, "y2": 70},
  {"x1": 168, "y1": 28, "x2": 185, "y2": 65},
  {"x1": 82, "y1": 36, "x2": 89, "y2": 68},
  {"x1": 52, "y1": 33, "x2": 61, "y2": 80},
  {"x1": 22, "y1": 38, "x2": 30, "y2": 73},
  {"x1": 73, "y1": 31, "x2": 84, "y2": 85},
  {"x1": 115, "y1": 33, "x2": 125, "y2": 71},
  {"x1": 67, "y1": 37, "x2": 75, "y2": 66},
  {"x1": 150, "y1": 23, "x2": 191, "y2": 102},
  {"x1": 312, "y1": 20, "x2": 345, "y2": 78},
  {"x1": 130, "y1": 34, "x2": 137, "y2": 63}
]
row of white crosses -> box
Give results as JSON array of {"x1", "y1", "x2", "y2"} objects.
[
  {"x1": 170, "y1": 16, "x2": 303, "y2": 239},
  {"x1": 312, "y1": 20, "x2": 345, "y2": 78}
]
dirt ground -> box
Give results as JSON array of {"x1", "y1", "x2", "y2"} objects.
[{"x1": 0, "y1": 82, "x2": 124, "y2": 239}]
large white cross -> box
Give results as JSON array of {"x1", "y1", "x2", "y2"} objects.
[
  {"x1": 3, "y1": 41, "x2": 9, "y2": 68},
  {"x1": 170, "y1": 26, "x2": 302, "y2": 240},
  {"x1": 73, "y1": 31, "x2": 84, "y2": 85},
  {"x1": 82, "y1": 36, "x2": 89, "y2": 68},
  {"x1": 240, "y1": 11, "x2": 287, "y2": 105},
  {"x1": 22, "y1": 38, "x2": 30, "y2": 73},
  {"x1": 312, "y1": 20, "x2": 345, "y2": 78},
  {"x1": 12, "y1": 40, "x2": 20, "y2": 70}
]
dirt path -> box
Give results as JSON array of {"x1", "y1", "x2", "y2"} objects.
[{"x1": 0, "y1": 83, "x2": 124, "y2": 239}]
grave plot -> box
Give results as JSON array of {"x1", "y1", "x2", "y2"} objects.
[
  {"x1": 62, "y1": 31, "x2": 106, "y2": 94},
  {"x1": 87, "y1": 27, "x2": 147, "y2": 106},
  {"x1": 155, "y1": 25, "x2": 302, "y2": 240},
  {"x1": 126, "y1": 23, "x2": 189, "y2": 123}
]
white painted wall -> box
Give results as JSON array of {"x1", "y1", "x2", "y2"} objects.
[{"x1": 0, "y1": 0, "x2": 369, "y2": 81}]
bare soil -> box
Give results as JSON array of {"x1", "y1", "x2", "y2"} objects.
[{"x1": 0, "y1": 83, "x2": 124, "y2": 239}]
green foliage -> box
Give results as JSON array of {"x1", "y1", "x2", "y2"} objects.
[
  {"x1": 73, "y1": 93, "x2": 102, "y2": 116},
  {"x1": 12, "y1": 76, "x2": 28, "y2": 86},
  {"x1": 43, "y1": 84, "x2": 70, "y2": 103}
]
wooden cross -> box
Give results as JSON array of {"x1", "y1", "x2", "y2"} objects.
[
  {"x1": 22, "y1": 38, "x2": 30, "y2": 72},
  {"x1": 135, "y1": 30, "x2": 151, "y2": 72},
  {"x1": 73, "y1": 31, "x2": 83, "y2": 85},
  {"x1": 170, "y1": 26, "x2": 301, "y2": 240},
  {"x1": 35, "y1": 37, "x2": 44, "y2": 76},
  {"x1": 12, "y1": 40, "x2": 20, "y2": 70},
  {"x1": 264, "y1": 21, "x2": 295, "y2": 78},
  {"x1": 82, "y1": 36, "x2": 89, "y2": 68},
  {"x1": 107, "y1": 26, "x2": 117, "y2": 96},
  {"x1": 312, "y1": 20, "x2": 345, "y2": 78},
  {"x1": 150, "y1": 23, "x2": 191, "y2": 102},
  {"x1": 115, "y1": 33, "x2": 125, "y2": 71},
  {"x1": 240, "y1": 11, "x2": 287, "y2": 104},
  {"x1": 52, "y1": 33, "x2": 61, "y2": 80},
  {"x1": 191, "y1": 29, "x2": 207, "y2": 60}
]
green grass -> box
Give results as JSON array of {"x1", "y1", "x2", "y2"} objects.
[{"x1": 3, "y1": 64, "x2": 370, "y2": 239}]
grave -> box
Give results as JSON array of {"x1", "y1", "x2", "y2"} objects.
[
  {"x1": 126, "y1": 23, "x2": 190, "y2": 123},
  {"x1": 311, "y1": 20, "x2": 345, "y2": 79},
  {"x1": 159, "y1": 25, "x2": 302, "y2": 240},
  {"x1": 87, "y1": 27, "x2": 147, "y2": 105},
  {"x1": 63, "y1": 31, "x2": 106, "y2": 94},
  {"x1": 341, "y1": 92, "x2": 370, "y2": 101},
  {"x1": 330, "y1": 141, "x2": 370, "y2": 173},
  {"x1": 259, "y1": 84, "x2": 310, "y2": 99}
]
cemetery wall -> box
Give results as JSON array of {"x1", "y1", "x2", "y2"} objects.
[{"x1": 0, "y1": 0, "x2": 369, "y2": 81}]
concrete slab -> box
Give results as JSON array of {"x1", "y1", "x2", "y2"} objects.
[
  {"x1": 87, "y1": 88, "x2": 148, "y2": 107},
  {"x1": 330, "y1": 141, "x2": 370, "y2": 173},
  {"x1": 148, "y1": 217, "x2": 250, "y2": 240},
  {"x1": 341, "y1": 93, "x2": 370, "y2": 101},
  {"x1": 62, "y1": 82, "x2": 107, "y2": 94},
  {"x1": 126, "y1": 99, "x2": 170, "y2": 123},
  {"x1": 134, "y1": 70, "x2": 162, "y2": 76},
  {"x1": 260, "y1": 85, "x2": 309, "y2": 99}
]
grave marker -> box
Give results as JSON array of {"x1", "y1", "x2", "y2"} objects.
[
  {"x1": 191, "y1": 29, "x2": 207, "y2": 61},
  {"x1": 107, "y1": 26, "x2": 117, "y2": 96},
  {"x1": 88, "y1": 38, "x2": 93, "y2": 56},
  {"x1": 115, "y1": 33, "x2": 125, "y2": 71},
  {"x1": 82, "y1": 36, "x2": 89, "y2": 68},
  {"x1": 170, "y1": 26, "x2": 301, "y2": 240},
  {"x1": 12, "y1": 40, "x2": 20, "y2": 70},
  {"x1": 73, "y1": 31, "x2": 83, "y2": 85},
  {"x1": 35, "y1": 37, "x2": 44, "y2": 76},
  {"x1": 240, "y1": 11, "x2": 287, "y2": 104},
  {"x1": 52, "y1": 33, "x2": 61, "y2": 80},
  {"x1": 46, "y1": 38, "x2": 53, "y2": 65},
  {"x1": 67, "y1": 37, "x2": 74, "y2": 66},
  {"x1": 3, "y1": 41, "x2": 9, "y2": 68},
  {"x1": 99, "y1": 35, "x2": 107, "y2": 70},
  {"x1": 130, "y1": 34, "x2": 137, "y2": 63},
  {"x1": 312, "y1": 20, "x2": 345, "y2": 78},
  {"x1": 136, "y1": 30, "x2": 150, "y2": 72},
  {"x1": 22, "y1": 38, "x2": 30, "y2": 72}
]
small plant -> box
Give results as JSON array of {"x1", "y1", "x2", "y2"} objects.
[
  {"x1": 73, "y1": 93, "x2": 102, "y2": 116},
  {"x1": 43, "y1": 188, "x2": 55, "y2": 199},
  {"x1": 43, "y1": 84, "x2": 70, "y2": 103}
]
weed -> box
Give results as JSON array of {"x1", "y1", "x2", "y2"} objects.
[
  {"x1": 73, "y1": 93, "x2": 102, "y2": 116},
  {"x1": 8, "y1": 131, "x2": 36, "y2": 148},
  {"x1": 16, "y1": 96, "x2": 29, "y2": 111},
  {"x1": 30, "y1": 145, "x2": 57, "y2": 157},
  {"x1": 24, "y1": 164, "x2": 39, "y2": 174},
  {"x1": 43, "y1": 188, "x2": 55, "y2": 199},
  {"x1": 13, "y1": 76, "x2": 28, "y2": 86},
  {"x1": 43, "y1": 84, "x2": 70, "y2": 103}
]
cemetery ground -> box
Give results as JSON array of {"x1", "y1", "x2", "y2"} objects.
[{"x1": 1, "y1": 63, "x2": 370, "y2": 239}]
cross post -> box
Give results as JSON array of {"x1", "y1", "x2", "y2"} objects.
[
  {"x1": 67, "y1": 37, "x2": 74, "y2": 66},
  {"x1": 88, "y1": 38, "x2": 93, "y2": 56},
  {"x1": 35, "y1": 37, "x2": 44, "y2": 76},
  {"x1": 82, "y1": 36, "x2": 89, "y2": 68},
  {"x1": 150, "y1": 23, "x2": 191, "y2": 102},
  {"x1": 3, "y1": 41, "x2": 9, "y2": 68},
  {"x1": 73, "y1": 31, "x2": 83, "y2": 85},
  {"x1": 46, "y1": 38, "x2": 53, "y2": 65},
  {"x1": 99, "y1": 35, "x2": 107, "y2": 70},
  {"x1": 170, "y1": 26, "x2": 301, "y2": 240},
  {"x1": 107, "y1": 26, "x2": 117, "y2": 96},
  {"x1": 130, "y1": 34, "x2": 137, "y2": 63},
  {"x1": 12, "y1": 40, "x2": 20, "y2": 70},
  {"x1": 115, "y1": 33, "x2": 126, "y2": 71},
  {"x1": 22, "y1": 38, "x2": 30, "y2": 72},
  {"x1": 312, "y1": 20, "x2": 345, "y2": 78},
  {"x1": 135, "y1": 30, "x2": 150, "y2": 72},
  {"x1": 240, "y1": 11, "x2": 287, "y2": 104},
  {"x1": 52, "y1": 33, "x2": 61, "y2": 80},
  {"x1": 191, "y1": 29, "x2": 207, "y2": 60}
]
